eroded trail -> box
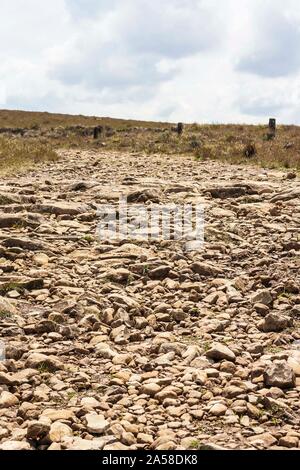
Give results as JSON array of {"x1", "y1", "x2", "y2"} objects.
[{"x1": 0, "y1": 150, "x2": 300, "y2": 450}]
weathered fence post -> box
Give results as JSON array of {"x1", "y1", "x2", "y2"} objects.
[
  {"x1": 268, "y1": 118, "x2": 276, "y2": 140},
  {"x1": 93, "y1": 126, "x2": 104, "y2": 139},
  {"x1": 177, "y1": 123, "x2": 184, "y2": 135},
  {"x1": 93, "y1": 126, "x2": 101, "y2": 139}
]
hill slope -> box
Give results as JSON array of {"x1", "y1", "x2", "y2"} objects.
[{"x1": 0, "y1": 109, "x2": 300, "y2": 172}]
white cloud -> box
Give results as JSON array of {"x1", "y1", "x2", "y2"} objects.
[
  {"x1": 0, "y1": 0, "x2": 300, "y2": 123},
  {"x1": 237, "y1": 0, "x2": 300, "y2": 78},
  {"x1": 49, "y1": 0, "x2": 219, "y2": 91}
]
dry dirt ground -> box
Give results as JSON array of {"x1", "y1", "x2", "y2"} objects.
[{"x1": 0, "y1": 149, "x2": 300, "y2": 451}]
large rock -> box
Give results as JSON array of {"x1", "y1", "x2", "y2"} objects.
[
  {"x1": 258, "y1": 313, "x2": 292, "y2": 332},
  {"x1": 37, "y1": 201, "x2": 88, "y2": 216},
  {"x1": 25, "y1": 353, "x2": 63, "y2": 371},
  {"x1": 127, "y1": 190, "x2": 160, "y2": 203},
  {"x1": 18, "y1": 402, "x2": 40, "y2": 420},
  {"x1": 149, "y1": 266, "x2": 171, "y2": 280},
  {"x1": 287, "y1": 357, "x2": 300, "y2": 377},
  {"x1": 206, "y1": 343, "x2": 236, "y2": 362},
  {"x1": 248, "y1": 432, "x2": 277, "y2": 448},
  {"x1": 26, "y1": 421, "x2": 51, "y2": 441},
  {"x1": 41, "y1": 409, "x2": 76, "y2": 422},
  {"x1": 279, "y1": 436, "x2": 299, "y2": 449},
  {"x1": 209, "y1": 403, "x2": 227, "y2": 416},
  {"x1": 191, "y1": 262, "x2": 223, "y2": 277},
  {"x1": 80, "y1": 397, "x2": 102, "y2": 409},
  {"x1": 2, "y1": 238, "x2": 47, "y2": 251},
  {"x1": 0, "y1": 440, "x2": 32, "y2": 451},
  {"x1": 106, "y1": 268, "x2": 132, "y2": 283},
  {"x1": 49, "y1": 422, "x2": 73, "y2": 443},
  {"x1": 33, "y1": 253, "x2": 49, "y2": 266},
  {"x1": 0, "y1": 278, "x2": 44, "y2": 295},
  {"x1": 64, "y1": 437, "x2": 114, "y2": 451},
  {"x1": 141, "y1": 383, "x2": 162, "y2": 397},
  {"x1": 288, "y1": 351, "x2": 300, "y2": 377},
  {"x1": 207, "y1": 184, "x2": 257, "y2": 199},
  {"x1": 251, "y1": 290, "x2": 273, "y2": 306},
  {"x1": 264, "y1": 361, "x2": 296, "y2": 389},
  {"x1": 10, "y1": 369, "x2": 38, "y2": 385},
  {"x1": 85, "y1": 414, "x2": 109, "y2": 435},
  {"x1": 0, "y1": 391, "x2": 19, "y2": 408},
  {"x1": 108, "y1": 293, "x2": 139, "y2": 309},
  {"x1": 0, "y1": 372, "x2": 15, "y2": 386}
]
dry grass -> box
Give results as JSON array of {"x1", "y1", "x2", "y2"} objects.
[
  {"x1": 0, "y1": 110, "x2": 300, "y2": 171},
  {"x1": 105, "y1": 123, "x2": 300, "y2": 170},
  {"x1": 0, "y1": 136, "x2": 58, "y2": 174},
  {"x1": 0, "y1": 108, "x2": 167, "y2": 130}
]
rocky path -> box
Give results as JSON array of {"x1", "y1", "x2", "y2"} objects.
[{"x1": 0, "y1": 149, "x2": 300, "y2": 450}]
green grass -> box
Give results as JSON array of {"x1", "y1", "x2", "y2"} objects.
[
  {"x1": 265, "y1": 346, "x2": 284, "y2": 354},
  {"x1": 181, "y1": 335, "x2": 200, "y2": 345},
  {"x1": 189, "y1": 440, "x2": 201, "y2": 450},
  {"x1": 142, "y1": 265, "x2": 150, "y2": 275},
  {"x1": 67, "y1": 391, "x2": 77, "y2": 401},
  {"x1": 83, "y1": 235, "x2": 95, "y2": 243},
  {"x1": 126, "y1": 274, "x2": 135, "y2": 286},
  {"x1": 0, "y1": 282, "x2": 24, "y2": 295},
  {"x1": 0, "y1": 310, "x2": 13, "y2": 319},
  {"x1": 202, "y1": 341, "x2": 211, "y2": 352},
  {"x1": 37, "y1": 362, "x2": 55, "y2": 374}
]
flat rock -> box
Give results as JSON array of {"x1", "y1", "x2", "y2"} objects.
[
  {"x1": 264, "y1": 361, "x2": 296, "y2": 389},
  {"x1": 49, "y1": 422, "x2": 73, "y2": 443},
  {"x1": 206, "y1": 343, "x2": 236, "y2": 362},
  {"x1": 85, "y1": 413, "x2": 109, "y2": 435},
  {"x1": 207, "y1": 184, "x2": 257, "y2": 199},
  {"x1": 251, "y1": 290, "x2": 273, "y2": 306},
  {"x1": 0, "y1": 391, "x2": 19, "y2": 408},
  {"x1": 0, "y1": 440, "x2": 32, "y2": 451},
  {"x1": 37, "y1": 201, "x2": 88, "y2": 215},
  {"x1": 25, "y1": 353, "x2": 64, "y2": 371},
  {"x1": 141, "y1": 383, "x2": 162, "y2": 397},
  {"x1": 258, "y1": 313, "x2": 292, "y2": 332},
  {"x1": 80, "y1": 397, "x2": 102, "y2": 409},
  {"x1": 64, "y1": 437, "x2": 114, "y2": 450},
  {"x1": 191, "y1": 262, "x2": 223, "y2": 277},
  {"x1": 209, "y1": 403, "x2": 227, "y2": 416}
]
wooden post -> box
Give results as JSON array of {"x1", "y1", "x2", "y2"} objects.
[
  {"x1": 93, "y1": 127, "x2": 99, "y2": 139},
  {"x1": 268, "y1": 118, "x2": 276, "y2": 139},
  {"x1": 93, "y1": 126, "x2": 104, "y2": 139},
  {"x1": 177, "y1": 122, "x2": 184, "y2": 136}
]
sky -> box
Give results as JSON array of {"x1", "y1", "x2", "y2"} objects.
[{"x1": 0, "y1": 0, "x2": 300, "y2": 123}]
